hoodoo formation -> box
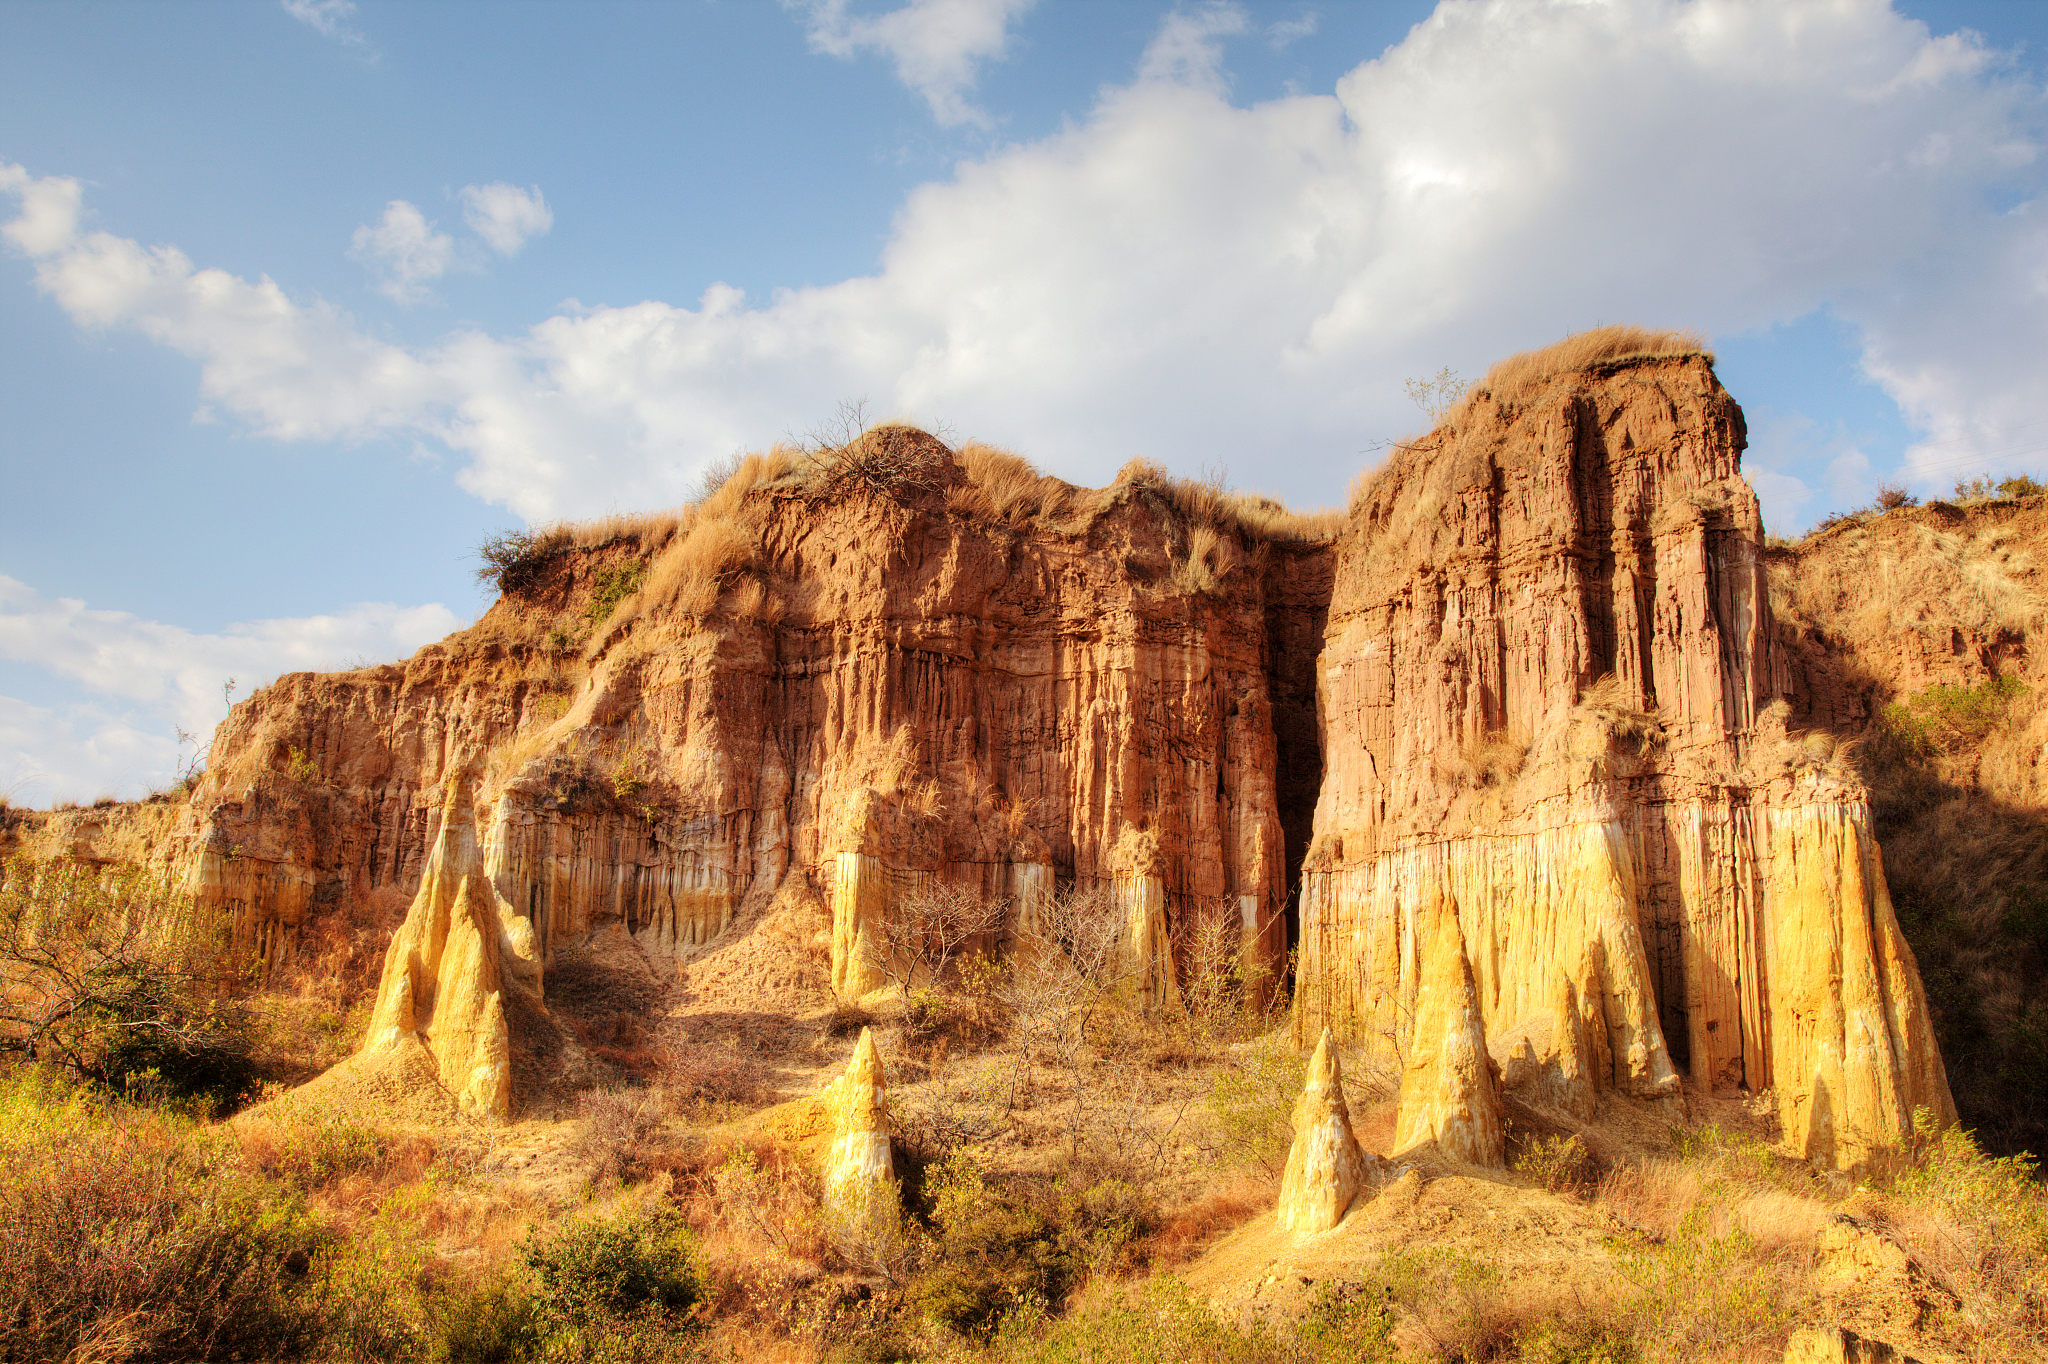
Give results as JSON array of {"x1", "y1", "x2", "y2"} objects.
[{"x1": 1, "y1": 326, "x2": 1956, "y2": 1173}]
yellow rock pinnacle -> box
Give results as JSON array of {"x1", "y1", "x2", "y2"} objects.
[
  {"x1": 1276, "y1": 1028, "x2": 1367, "y2": 1233},
  {"x1": 820, "y1": 1027, "x2": 898, "y2": 1240},
  {"x1": 1393, "y1": 900, "x2": 1505, "y2": 1167}
]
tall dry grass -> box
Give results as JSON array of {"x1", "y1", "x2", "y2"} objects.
[{"x1": 1453, "y1": 324, "x2": 1712, "y2": 422}]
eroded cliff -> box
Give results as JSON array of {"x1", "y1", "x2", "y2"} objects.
[
  {"x1": 1293, "y1": 335, "x2": 1953, "y2": 1170},
  {"x1": 2, "y1": 329, "x2": 1970, "y2": 1169}
]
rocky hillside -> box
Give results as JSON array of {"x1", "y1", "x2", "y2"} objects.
[{"x1": 10, "y1": 325, "x2": 2030, "y2": 1164}]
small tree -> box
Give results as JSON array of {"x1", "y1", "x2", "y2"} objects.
[
  {"x1": 0, "y1": 856, "x2": 254, "y2": 1110},
  {"x1": 1405, "y1": 366, "x2": 1468, "y2": 425},
  {"x1": 861, "y1": 883, "x2": 1008, "y2": 1004}
]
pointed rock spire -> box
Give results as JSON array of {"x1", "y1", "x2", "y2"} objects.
[
  {"x1": 1276, "y1": 1028, "x2": 1367, "y2": 1233},
  {"x1": 1393, "y1": 899, "x2": 1505, "y2": 1167},
  {"x1": 821, "y1": 1027, "x2": 899, "y2": 1241},
  {"x1": 358, "y1": 780, "x2": 512, "y2": 1120}
]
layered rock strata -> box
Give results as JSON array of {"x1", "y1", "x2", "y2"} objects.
[
  {"x1": 1294, "y1": 346, "x2": 1953, "y2": 1170},
  {"x1": 1275, "y1": 1028, "x2": 1367, "y2": 1233},
  {"x1": 5, "y1": 335, "x2": 1964, "y2": 1170}
]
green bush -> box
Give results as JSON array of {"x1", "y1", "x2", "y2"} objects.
[
  {"x1": 583, "y1": 563, "x2": 646, "y2": 625},
  {"x1": 0, "y1": 856, "x2": 258, "y2": 1115},
  {"x1": 518, "y1": 1206, "x2": 704, "y2": 1329},
  {"x1": 907, "y1": 1154, "x2": 1148, "y2": 1341},
  {"x1": 980, "y1": 1276, "x2": 1398, "y2": 1364},
  {"x1": 429, "y1": 1275, "x2": 542, "y2": 1364},
  {"x1": 0, "y1": 1121, "x2": 322, "y2": 1362},
  {"x1": 1875, "y1": 673, "x2": 2026, "y2": 761}
]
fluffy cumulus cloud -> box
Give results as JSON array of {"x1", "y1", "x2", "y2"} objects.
[
  {"x1": 460, "y1": 183, "x2": 553, "y2": 257},
  {"x1": 798, "y1": 0, "x2": 1036, "y2": 127},
  {"x1": 6, "y1": 0, "x2": 2048, "y2": 529},
  {"x1": 349, "y1": 200, "x2": 455, "y2": 304},
  {"x1": 0, "y1": 577, "x2": 460, "y2": 804}
]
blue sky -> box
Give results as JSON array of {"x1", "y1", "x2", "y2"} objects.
[{"x1": 4, "y1": 0, "x2": 2047, "y2": 804}]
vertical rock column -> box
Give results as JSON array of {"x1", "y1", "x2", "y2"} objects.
[
  {"x1": 831, "y1": 852, "x2": 888, "y2": 999},
  {"x1": 820, "y1": 1027, "x2": 899, "y2": 1244},
  {"x1": 1392, "y1": 901, "x2": 1504, "y2": 1167},
  {"x1": 1276, "y1": 1029, "x2": 1368, "y2": 1233},
  {"x1": 359, "y1": 781, "x2": 511, "y2": 1120}
]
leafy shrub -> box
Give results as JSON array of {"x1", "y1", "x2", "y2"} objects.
[
  {"x1": 519, "y1": 1206, "x2": 704, "y2": 1329},
  {"x1": 0, "y1": 856, "x2": 257, "y2": 1114},
  {"x1": 1873, "y1": 482, "x2": 1921, "y2": 512},
  {"x1": 1954, "y1": 472, "x2": 2046, "y2": 501},
  {"x1": 428, "y1": 1274, "x2": 541, "y2": 1364},
  {"x1": 981, "y1": 1275, "x2": 1399, "y2": 1363},
  {"x1": 475, "y1": 527, "x2": 570, "y2": 596},
  {"x1": 1514, "y1": 1132, "x2": 1595, "y2": 1195},
  {"x1": 1205, "y1": 1035, "x2": 1305, "y2": 1174},
  {"x1": 1613, "y1": 1206, "x2": 1790, "y2": 1362},
  {"x1": 907, "y1": 1154, "x2": 1148, "y2": 1341},
  {"x1": 1875, "y1": 673, "x2": 2027, "y2": 761},
  {"x1": 584, "y1": 562, "x2": 646, "y2": 625}
]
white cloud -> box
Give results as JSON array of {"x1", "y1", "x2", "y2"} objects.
[
  {"x1": 349, "y1": 200, "x2": 455, "y2": 304},
  {"x1": 0, "y1": 164, "x2": 80, "y2": 256},
  {"x1": 460, "y1": 182, "x2": 553, "y2": 257},
  {"x1": 798, "y1": 0, "x2": 1036, "y2": 128},
  {"x1": 5, "y1": 1, "x2": 2048, "y2": 529},
  {"x1": 0, "y1": 575, "x2": 460, "y2": 804},
  {"x1": 1138, "y1": 2, "x2": 1248, "y2": 89},
  {"x1": 281, "y1": 0, "x2": 366, "y2": 47},
  {"x1": 1267, "y1": 13, "x2": 1318, "y2": 50}
]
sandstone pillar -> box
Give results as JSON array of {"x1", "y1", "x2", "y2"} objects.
[
  {"x1": 820, "y1": 1027, "x2": 899, "y2": 1246},
  {"x1": 1393, "y1": 900, "x2": 1504, "y2": 1166},
  {"x1": 831, "y1": 851, "x2": 888, "y2": 999},
  {"x1": 360, "y1": 781, "x2": 512, "y2": 1120},
  {"x1": 1276, "y1": 1028, "x2": 1367, "y2": 1233}
]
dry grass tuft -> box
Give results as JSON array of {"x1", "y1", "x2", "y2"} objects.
[
  {"x1": 1442, "y1": 729, "x2": 1529, "y2": 788},
  {"x1": 955, "y1": 440, "x2": 1083, "y2": 527},
  {"x1": 642, "y1": 513, "x2": 756, "y2": 617},
  {"x1": 1454, "y1": 324, "x2": 1712, "y2": 422},
  {"x1": 1574, "y1": 674, "x2": 1666, "y2": 750}
]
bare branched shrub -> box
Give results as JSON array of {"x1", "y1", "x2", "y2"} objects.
[
  {"x1": 573, "y1": 1086, "x2": 670, "y2": 1184},
  {"x1": 1001, "y1": 884, "x2": 1146, "y2": 1161},
  {"x1": 863, "y1": 884, "x2": 1008, "y2": 1002}
]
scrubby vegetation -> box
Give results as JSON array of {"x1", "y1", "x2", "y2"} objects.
[{"x1": 4, "y1": 843, "x2": 2044, "y2": 1363}]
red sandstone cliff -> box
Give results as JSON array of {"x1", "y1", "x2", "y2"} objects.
[
  {"x1": 1, "y1": 329, "x2": 1969, "y2": 1167},
  {"x1": 1293, "y1": 332, "x2": 1953, "y2": 1170}
]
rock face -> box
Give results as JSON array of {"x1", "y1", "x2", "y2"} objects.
[
  {"x1": 2, "y1": 333, "x2": 1960, "y2": 1167},
  {"x1": 1294, "y1": 336, "x2": 1953, "y2": 1170},
  {"x1": 819, "y1": 1027, "x2": 897, "y2": 1237},
  {"x1": 1275, "y1": 1029, "x2": 1367, "y2": 1233}
]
